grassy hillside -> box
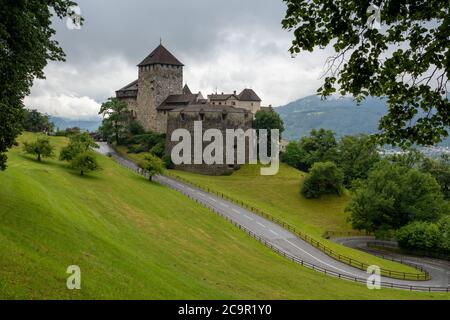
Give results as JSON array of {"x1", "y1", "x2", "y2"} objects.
[
  {"x1": 170, "y1": 164, "x2": 421, "y2": 275},
  {"x1": 0, "y1": 133, "x2": 447, "y2": 299}
]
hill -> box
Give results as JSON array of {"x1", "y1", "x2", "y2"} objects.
[
  {"x1": 0, "y1": 133, "x2": 446, "y2": 299},
  {"x1": 276, "y1": 95, "x2": 450, "y2": 147},
  {"x1": 170, "y1": 165, "x2": 420, "y2": 274},
  {"x1": 50, "y1": 116, "x2": 102, "y2": 132}
]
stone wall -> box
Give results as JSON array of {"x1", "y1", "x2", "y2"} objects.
[
  {"x1": 166, "y1": 109, "x2": 253, "y2": 175},
  {"x1": 136, "y1": 64, "x2": 183, "y2": 133}
]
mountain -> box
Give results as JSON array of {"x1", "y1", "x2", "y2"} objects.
[
  {"x1": 50, "y1": 116, "x2": 102, "y2": 132},
  {"x1": 275, "y1": 95, "x2": 450, "y2": 147}
]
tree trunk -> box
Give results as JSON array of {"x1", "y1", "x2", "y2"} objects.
[
  {"x1": 149, "y1": 175, "x2": 152, "y2": 181},
  {"x1": 80, "y1": 171, "x2": 84, "y2": 176},
  {"x1": 37, "y1": 154, "x2": 41, "y2": 162}
]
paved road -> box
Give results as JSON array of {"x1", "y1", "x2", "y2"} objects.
[{"x1": 96, "y1": 143, "x2": 450, "y2": 291}]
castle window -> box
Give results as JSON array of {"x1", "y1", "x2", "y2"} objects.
[
  {"x1": 180, "y1": 113, "x2": 186, "y2": 121},
  {"x1": 232, "y1": 102, "x2": 236, "y2": 106},
  {"x1": 199, "y1": 112, "x2": 205, "y2": 121},
  {"x1": 251, "y1": 103, "x2": 254, "y2": 107},
  {"x1": 222, "y1": 113, "x2": 227, "y2": 121},
  {"x1": 219, "y1": 102, "x2": 222, "y2": 105}
]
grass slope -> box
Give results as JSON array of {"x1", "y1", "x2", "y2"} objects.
[
  {"x1": 170, "y1": 165, "x2": 420, "y2": 275},
  {"x1": 0, "y1": 133, "x2": 447, "y2": 299}
]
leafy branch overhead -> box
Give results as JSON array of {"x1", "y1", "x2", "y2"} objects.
[
  {"x1": 0, "y1": 0, "x2": 82, "y2": 171},
  {"x1": 282, "y1": 0, "x2": 450, "y2": 146}
]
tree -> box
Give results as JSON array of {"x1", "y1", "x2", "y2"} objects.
[
  {"x1": 253, "y1": 109, "x2": 285, "y2": 154},
  {"x1": 60, "y1": 133, "x2": 98, "y2": 162},
  {"x1": 70, "y1": 151, "x2": 101, "y2": 176},
  {"x1": 302, "y1": 161, "x2": 344, "y2": 199},
  {"x1": 98, "y1": 98, "x2": 129, "y2": 145},
  {"x1": 282, "y1": 1, "x2": 450, "y2": 146},
  {"x1": 139, "y1": 154, "x2": 164, "y2": 181},
  {"x1": 281, "y1": 141, "x2": 305, "y2": 169},
  {"x1": 347, "y1": 161, "x2": 448, "y2": 233},
  {"x1": 336, "y1": 135, "x2": 380, "y2": 187},
  {"x1": 22, "y1": 109, "x2": 55, "y2": 133},
  {"x1": 420, "y1": 155, "x2": 450, "y2": 199},
  {"x1": 253, "y1": 109, "x2": 285, "y2": 134},
  {"x1": 0, "y1": 0, "x2": 81, "y2": 171},
  {"x1": 297, "y1": 129, "x2": 337, "y2": 171},
  {"x1": 23, "y1": 138, "x2": 54, "y2": 162},
  {"x1": 396, "y1": 221, "x2": 442, "y2": 252}
]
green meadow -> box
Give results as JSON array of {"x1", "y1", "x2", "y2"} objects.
[{"x1": 0, "y1": 133, "x2": 448, "y2": 299}]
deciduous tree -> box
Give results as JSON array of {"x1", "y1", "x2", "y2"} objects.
[
  {"x1": 283, "y1": 0, "x2": 450, "y2": 146},
  {"x1": 0, "y1": 0, "x2": 81, "y2": 170}
]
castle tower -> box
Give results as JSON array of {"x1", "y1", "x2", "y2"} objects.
[{"x1": 136, "y1": 44, "x2": 184, "y2": 133}]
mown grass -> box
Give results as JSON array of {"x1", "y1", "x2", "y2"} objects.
[
  {"x1": 0, "y1": 133, "x2": 447, "y2": 299},
  {"x1": 170, "y1": 164, "x2": 422, "y2": 275}
]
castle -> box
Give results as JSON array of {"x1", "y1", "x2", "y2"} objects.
[{"x1": 116, "y1": 44, "x2": 268, "y2": 175}]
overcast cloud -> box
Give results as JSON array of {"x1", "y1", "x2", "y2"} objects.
[{"x1": 25, "y1": 0, "x2": 333, "y2": 120}]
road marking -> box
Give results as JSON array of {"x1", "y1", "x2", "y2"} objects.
[
  {"x1": 221, "y1": 203, "x2": 229, "y2": 208},
  {"x1": 284, "y1": 239, "x2": 351, "y2": 275},
  {"x1": 208, "y1": 197, "x2": 217, "y2": 202},
  {"x1": 257, "y1": 222, "x2": 266, "y2": 228},
  {"x1": 232, "y1": 209, "x2": 241, "y2": 214},
  {"x1": 269, "y1": 229, "x2": 279, "y2": 236},
  {"x1": 244, "y1": 215, "x2": 253, "y2": 221}
]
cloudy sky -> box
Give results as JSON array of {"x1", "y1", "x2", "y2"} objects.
[{"x1": 25, "y1": 0, "x2": 334, "y2": 120}]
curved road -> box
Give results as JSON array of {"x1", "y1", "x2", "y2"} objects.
[{"x1": 97, "y1": 143, "x2": 450, "y2": 292}]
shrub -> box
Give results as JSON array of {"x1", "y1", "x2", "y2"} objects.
[
  {"x1": 162, "y1": 154, "x2": 175, "y2": 169},
  {"x1": 128, "y1": 121, "x2": 145, "y2": 135},
  {"x1": 150, "y1": 142, "x2": 165, "y2": 158},
  {"x1": 397, "y1": 221, "x2": 441, "y2": 252},
  {"x1": 301, "y1": 161, "x2": 344, "y2": 199}
]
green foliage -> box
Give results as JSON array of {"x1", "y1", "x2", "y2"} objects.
[
  {"x1": 139, "y1": 154, "x2": 164, "y2": 181},
  {"x1": 420, "y1": 155, "x2": 450, "y2": 199},
  {"x1": 397, "y1": 220, "x2": 449, "y2": 255},
  {"x1": 281, "y1": 141, "x2": 304, "y2": 169},
  {"x1": 347, "y1": 161, "x2": 448, "y2": 233},
  {"x1": 254, "y1": 109, "x2": 285, "y2": 153},
  {"x1": 150, "y1": 142, "x2": 165, "y2": 158},
  {"x1": 98, "y1": 98, "x2": 129, "y2": 145},
  {"x1": 60, "y1": 133, "x2": 98, "y2": 162},
  {"x1": 302, "y1": 162, "x2": 344, "y2": 199},
  {"x1": 297, "y1": 129, "x2": 337, "y2": 172},
  {"x1": 282, "y1": 0, "x2": 450, "y2": 146},
  {"x1": 0, "y1": 0, "x2": 78, "y2": 170},
  {"x1": 70, "y1": 151, "x2": 101, "y2": 176},
  {"x1": 55, "y1": 127, "x2": 82, "y2": 137},
  {"x1": 128, "y1": 121, "x2": 146, "y2": 136},
  {"x1": 162, "y1": 154, "x2": 175, "y2": 169},
  {"x1": 23, "y1": 138, "x2": 54, "y2": 162},
  {"x1": 253, "y1": 109, "x2": 285, "y2": 134},
  {"x1": 336, "y1": 135, "x2": 380, "y2": 187},
  {"x1": 22, "y1": 109, "x2": 54, "y2": 133}
]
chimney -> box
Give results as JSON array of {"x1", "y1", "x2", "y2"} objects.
[{"x1": 233, "y1": 90, "x2": 236, "y2": 95}]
